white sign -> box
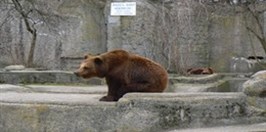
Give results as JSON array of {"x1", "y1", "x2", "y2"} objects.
[{"x1": 111, "y1": 2, "x2": 136, "y2": 16}]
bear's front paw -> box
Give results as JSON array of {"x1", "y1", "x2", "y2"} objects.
[{"x1": 99, "y1": 96, "x2": 116, "y2": 102}]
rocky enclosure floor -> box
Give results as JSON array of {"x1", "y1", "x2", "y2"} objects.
[
  {"x1": 0, "y1": 70, "x2": 265, "y2": 131},
  {"x1": 0, "y1": 84, "x2": 265, "y2": 132}
]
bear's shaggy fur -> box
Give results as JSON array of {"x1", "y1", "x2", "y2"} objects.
[
  {"x1": 187, "y1": 67, "x2": 214, "y2": 75},
  {"x1": 74, "y1": 49, "x2": 168, "y2": 101}
]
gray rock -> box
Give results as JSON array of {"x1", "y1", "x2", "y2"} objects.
[
  {"x1": 252, "y1": 70, "x2": 266, "y2": 80},
  {"x1": 243, "y1": 70, "x2": 266, "y2": 97},
  {"x1": 243, "y1": 70, "x2": 266, "y2": 109}
]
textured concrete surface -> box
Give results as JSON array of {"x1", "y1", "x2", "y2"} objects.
[
  {"x1": 0, "y1": 71, "x2": 103, "y2": 85},
  {"x1": 25, "y1": 85, "x2": 107, "y2": 94},
  {"x1": 168, "y1": 73, "x2": 247, "y2": 93},
  {"x1": 243, "y1": 70, "x2": 266, "y2": 109},
  {"x1": 1, "y1": 0, "x2": 266, "y2": 72},
  {"x1": 170, "y1": 81, "x2": 226, "y2": 92},
  {"x1": 0, "y1": 72, "x2": 265, "y2": 131},
  {"x1": 171, "y1": 122, "x2": 266, "y2": 132},
  {"x1": 0, "y1": 83, "x2": 266, "y2": 132}
]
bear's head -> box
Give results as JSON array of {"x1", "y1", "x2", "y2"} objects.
[{"x1": 74, "y1": 54, "x2": 108, "y2": 78}]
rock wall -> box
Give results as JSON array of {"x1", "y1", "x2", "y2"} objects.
[
  {"x1": 106, "y1": 0, "x2": 266, "y2": 72},
  {"x1": 0, "y1": 0, "x2": 265, "y2": 72},
  {"x1": 0, "y1": 0, "x2": 107, "y2": 69}
]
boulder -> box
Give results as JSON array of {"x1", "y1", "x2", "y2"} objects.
[
  {"x1": 243, "y1": 70, "x2": 266, "y2": 97},
  {"x1": 243, "y1": 70, "x2": 266, "y2": 109}
]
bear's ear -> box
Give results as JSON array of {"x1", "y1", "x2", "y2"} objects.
[
  {"x1": 84, "y1": 55, "x2": 88, "y2": 59},
  {"x1": 84, "y1": 54, "x2": 93, "y2": 59},
  {"x1": 94, "y1": 57, "x2": 103, "y2": 65}
]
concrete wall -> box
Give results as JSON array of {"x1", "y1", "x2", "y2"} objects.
[
  {"x1": 0, "y1": 0, "x2": 107, "y2": 69},
  {"x1": 0, "y1": 0, "x2": 265, "y2": 72},
  {"x1": 106, "y1": 0, "x2": 266, "y2": 72}
]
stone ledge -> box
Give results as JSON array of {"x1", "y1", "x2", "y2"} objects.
[
  {"x1": 0, "y1": 71, "x2": 103, "y2": 85},
  {"x1": 0, "y1": 83, "x2": 266, "y2": 131},
  {"x1": 1, "y1": 89, "x2": 265, "y2": 131},
  {"x1": 169, "y1": 80, "x2": 227, "y2": 92},
  {"x1": 0, "y1": 84, "x2": 29, "y2": 92},
  {"x1": 172, "y1": 122, "x2": 266, "y2": 132},
  {"x1": 169, "y1": 74, "x2": 223, "y2": 84},
  {"x1": 25, "y1": 85, "x2": 107, "y2": 94},
  {"x1": 0, "y1": 93, "x2": 110, "y2": 106},
  {"x1": 121, "y1": 92, "x2": 246, "y2": 100}
]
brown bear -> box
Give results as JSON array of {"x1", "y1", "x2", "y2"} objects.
[
  {"x1": 187, "y1": 67, "x2": 214, "y2": 75},
  {"x1": 74, "y1": 49, "x2": 168, "y2": 101}
]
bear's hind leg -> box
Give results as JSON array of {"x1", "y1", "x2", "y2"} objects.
[{"x1": 125, "y1": 83, "x2": 163, "y2": 92}]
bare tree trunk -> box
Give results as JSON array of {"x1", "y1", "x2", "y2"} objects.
[
  {"x1": 243, "y1": 3, "x2": 266, "y2": 68},
  {"x1": 245, "y1": 4, "x2": 266, "y2": 54},
  {"x1": 12, "y1": 0, "x2": 37, "y2": 67},
  {"x1": 18, "y1": 18, "x2": 25, "y2": 64},
  {"x1": 27, "y1": 29, "x2": 36, "y2": 66}
]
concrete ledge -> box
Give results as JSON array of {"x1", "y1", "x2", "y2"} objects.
[
  {"x1": 169, "y1": 81, "x2": 227, "y2": 92},
  {"x1": 168, "y1": 73, "x2": 249, "y2": 93},
  {"x1": 173, "y1": 122, "x2": 266, "y2": 132},
  {"x1": 169, "y1": 74, "x2": 223, "y2": 84},
  {"x1": 0, "y1": 71, "x2": 103, "y2": 85},
  {"x1": 1, "y1": 86, "x2": 266, "y2": 131},
  {"x1": 25, "y1": 85, "x2": 107, "y2": 94},
  {"x1": 0, "y1": 93, "x2": 110, "y2": 106},
  {"x1": 0, "y1": 84, "x2": 29, "y2": 92},
  {"x1": 118, "y1": 93, "x2": 255, "y2": 129}
]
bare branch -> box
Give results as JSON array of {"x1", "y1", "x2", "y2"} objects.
[
  {"x1": 11, "y1": 0, "x2": 36, "y2": 34},
  {"x1": 246, "y1": 5, "x2": 264, "y2": 37},
  {"x1": 246, "y1": 26, "x2": 263, "y2": 42},
  {"x1": 10, "y1": 0, "x2": 37, "y2": 67}
]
